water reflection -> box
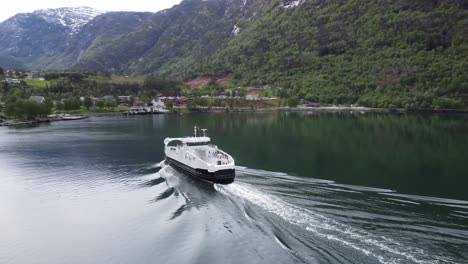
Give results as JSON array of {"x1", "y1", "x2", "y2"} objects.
[{"x1": 170, "y1": 112, "x2": 468, "y2": 200}]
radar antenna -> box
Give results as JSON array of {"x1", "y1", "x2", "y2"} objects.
[{"x1": 201, "y1": 129, "x2": 208, "y2": 137}]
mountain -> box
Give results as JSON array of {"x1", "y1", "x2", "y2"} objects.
[
  {"x1": 51, "y1": 11, "x2": 155, "y2": 70},
  {"x1": 32, "y1": 7, "x2": 105, "y2": 35},
  {"x1": 0, "y1": 1, "x2": 249, "y2": 72},
  {"x1": 73, "y1": 0, "x2": 254, "y2": 75},
  {"x1": 0, "y1": 0, "x2": 466, "y2": 108},
  {"x1": 0, "y1": 7, "x2": 105, "y2": 69}
]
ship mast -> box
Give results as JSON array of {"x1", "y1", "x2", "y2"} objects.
[{"x1": 194, "y1": 126, "x2": 198, "y2": 137}]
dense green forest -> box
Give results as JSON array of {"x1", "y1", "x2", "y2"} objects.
[{"x1": 191, "y1": 0, "x2": 467, "y2": 109}]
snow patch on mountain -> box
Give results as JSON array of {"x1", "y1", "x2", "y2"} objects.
[
  {"x1": 33, "y1": 7, "x2": 105, "y2": 34},
  {"x1": 232, "y1": 24, "x2": 241, "y2": 36},
  {"x1": 281, "y1": 0, "x2": 306, "y2": 9}
]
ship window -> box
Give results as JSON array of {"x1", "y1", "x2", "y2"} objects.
[
  {"x1": 186, "y1": 142, "x2": 208, "y2": 146},
  {"x1": 167, "y1": 140, "x2": 183, "y2": 147}
]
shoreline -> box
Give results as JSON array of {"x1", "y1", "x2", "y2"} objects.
[
  {"x1": 2, "y1": 107, "x2": 467, "y2": 127},
  {"x1": 193, "y1": 106, "x2": 468, "y2": 114},
  {"x1": 0, "y1": 118, "x2": 56, "y2": 127},
  {"x1": 0, "y1": 112, "x2": 125, "y2": 127}
]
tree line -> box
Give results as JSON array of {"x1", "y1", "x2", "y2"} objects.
[{"x1": 3, "y1": 94, "x2": 53, "y2": 120}]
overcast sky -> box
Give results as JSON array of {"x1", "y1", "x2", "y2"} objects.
[{"x1": 0, "y1": 0, "x2": 183, "y2": 22}]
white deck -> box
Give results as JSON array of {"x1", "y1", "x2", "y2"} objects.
[{"x1": 164, "y1": 136, "x2": 234, "y2": 172}]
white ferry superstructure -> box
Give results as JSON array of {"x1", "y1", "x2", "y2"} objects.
[{"x1": 164, "y1": 127, "x2": 235, "y2": 184}]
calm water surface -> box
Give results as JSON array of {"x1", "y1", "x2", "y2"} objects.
[{"x1": 0, "y1": 112, "x2": 467, "y2": 264}]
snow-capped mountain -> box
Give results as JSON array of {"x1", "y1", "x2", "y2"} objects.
[
  {"x1": 0, "y1": 6, "x2": 107, "y2": 69},
  {"x1": 33, "y1": 7, "x2": 105, "y2": 35}
]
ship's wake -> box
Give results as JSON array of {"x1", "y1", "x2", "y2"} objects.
[
  {"x1": 141, "y1": 163, "x2": 467, "y2": 264},
  {"x1": 214, "y1": 166, "x2": 466, "y2": 264}
]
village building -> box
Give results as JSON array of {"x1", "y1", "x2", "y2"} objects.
[
  {"x1": 151, "y1": 98, "x2": 167, "y2": 110},
  {"x1": 103, "y1": 95, "x2": 116, "y2": 101},
  {"x1": 2, "y1": 78, "x2": 21, "y2": 84},
  {"x1": 118, "y1": 96, "x2": 132, "y2": 106},
  {"x1": 28, "y1": 96, "x2": 46, "y2": 104},
  {"x1": 133, "y1": 100, "x2": 146, "y2": 107}
]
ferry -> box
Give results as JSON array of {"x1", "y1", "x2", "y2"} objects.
[{"x1": 164, "y1": 127, "x2": 235, "y2": 184}]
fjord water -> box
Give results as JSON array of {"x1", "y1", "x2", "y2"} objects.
[{"x1": 0, "y1": 112, "x2": 467, "y2": 264}]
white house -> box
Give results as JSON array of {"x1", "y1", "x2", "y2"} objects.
[
  {"x1": 151, "y1": 98, "x2": 169, "y2": 113},
  {"x1": 3, "y1": 78, "x2": 21, "y2": 84},
  {"x1": 29, "y1": 96, "x2": 46, "y2": 104}
]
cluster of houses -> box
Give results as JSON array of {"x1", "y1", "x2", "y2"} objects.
[
  {"x1": 23, "y1": 94, "x2": 170, "y2": 114},
  {"x1": 2, "y1": 70, "x2": 44, "y2": 83},
  {"x1": 238, "y1": 86, "x2": 281, "y2": 92},
  {"x1": 2, "y1": 78, "x2": 22, "y2": 84},
  {"x1": 127, "y1": 98, "x2": 169, "y2": 115},
  {"x1": 197, "y1": 94, "x2": 277, "y2": 101},
  {"x1": 159, "y1": 94, "x2": 277, "y2": 104},
  {"x1": 16, "y1": 90, "x2": 280, "y2": 115},
  {"x1": 24, "y1": 71, "x2": 44, "y2": 80},
  {"x1": 2, "y1": 70, "x2": 45, "y2": 85},
  {"x1": 83, "y1": 95, "x2": 170, "y2": 114}
]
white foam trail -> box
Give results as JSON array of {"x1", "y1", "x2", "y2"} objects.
[
  {"x1": 382, "y1": 193, "x2": 468, "y2": 205},
  {"x1": 236, "y1": 167, "x2": 288, "y2": 177},
  {"x1": 386, "y1": 198, "x2": 421, "y2": 205},
  {"x1": 236, "y1": 166, "x2": 335, "y2": 184},
  {"x1": 274, "y1": 236, "x2": 290, "y2": 251},
  {"x1": 218, "y1": 183, "x2": 456, "y2": 264},
  {"x1": 154, "y1": 160, "x2": 166, "y2": 168},
  {"x1": 331, "y1": 183, "x2": 395, "y2": 193},
  {"x1": 158, "y1": 165, "x2": 182, "y2": 186},
  {"x1": 147, "y1": 160, "x2": 166, "y2": 169}
]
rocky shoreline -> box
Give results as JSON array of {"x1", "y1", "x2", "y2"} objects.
[{"x1": 0, "y1": 118, "x2": 56, "y2": 127}]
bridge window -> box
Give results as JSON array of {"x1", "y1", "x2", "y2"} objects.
[{"x1": 186, "y1": 142, "x2": 208, "y2": 146}]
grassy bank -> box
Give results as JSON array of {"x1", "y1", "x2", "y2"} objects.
[
  {"x1": 21, "y1": 79, "x2": 48, "y2": 88},
  {"x1": 55, "y1": 106, "x2": 130, "y2": 115}
]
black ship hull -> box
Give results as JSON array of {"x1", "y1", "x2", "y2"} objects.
[{"x1": 165, "y1": 156, "x2": 235, "y2": 184}]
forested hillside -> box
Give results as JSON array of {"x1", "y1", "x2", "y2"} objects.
[
  {"x1": 0, "y1": 0, "x2": 466, "y2": 109},
  {"x1": 195, "y1": 0, "x2": 468, "y2": 109}
]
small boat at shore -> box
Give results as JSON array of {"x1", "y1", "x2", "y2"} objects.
[
  {"x1": 47, "y1": 114, "x2": 89, "y2": 121},
  {"x1": 61, "y1": 115, "x2": 89, "y2": 121},
  {"x1": 164, "y1": 127, "x2": 235, "y2": 184}
]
